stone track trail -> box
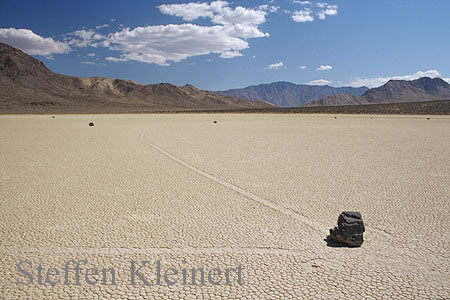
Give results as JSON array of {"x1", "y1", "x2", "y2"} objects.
[
  {"x1": 139, "y1": 129, "x2": 391, "y2": 242},
  {"x1": 140, "y1": 129, "x2": 329, "y2": 235},
  {"x1": 1, "y1": 114, "x2": 448, "y2": 300}
]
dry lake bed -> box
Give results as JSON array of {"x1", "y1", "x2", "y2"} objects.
[{"x1": 1, "y1": 114, "x2": 449, "y2": 299}]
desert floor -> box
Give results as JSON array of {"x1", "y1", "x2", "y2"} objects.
[{"x1": 1, "y1": 114, "x2": 449, "y2": 299}]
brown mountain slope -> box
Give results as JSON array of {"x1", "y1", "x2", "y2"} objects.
[
  {"x1": 213, "y1": 81, "x2": 368, "y2": 107},
  {"x1": 0, "y1": 42, "x2": 273, "y2": 113},
  {"x1": 303, "y1": 94, "x2": 369, "y2": 106},
  {"x1": 363, "y1": 77, "x2": 450, "y2": 103},
  {"x1": 305, "y1": 77, "x2": 450, "y2": 106}
]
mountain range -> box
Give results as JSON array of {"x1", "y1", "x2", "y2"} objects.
[
  {"x1": 2, "y1": 42, "x2": 450, "y2": 113},
  {"x1": 0, "y1": 42, "x2": 272, "y2": 113},
  {"x1": 213, "y1": 82, "x2": 369, "y2": 107},
  {"x1": 306, "y1": 77, "x2": 450, "y2": 106}
]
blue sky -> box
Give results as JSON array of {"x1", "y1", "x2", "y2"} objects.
[{"x1": 1, "y1": 0, "x2": 449, "y2": 90}]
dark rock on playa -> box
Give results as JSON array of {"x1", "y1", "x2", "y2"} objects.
[
  {"x1": 89, "y1": 122, "x2": 94, "y2": 127},
  {"x1": 213, "y1": 120, "x2": 218, "y2": 123},
  {"x1": 329, "y1": 211, "x2": 365, "y2": 247}
]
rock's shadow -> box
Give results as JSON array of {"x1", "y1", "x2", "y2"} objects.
[{"x1": 324, "y1": 236, "x2": 353, "y2": 248}]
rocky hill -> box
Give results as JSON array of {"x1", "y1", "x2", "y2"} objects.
[
  {"x1": 213, "y1": 81, "x2": 368, "y2": 107},
  {"x1": 306, "y1": 77, "x2": 450, "y2": 106},
  {"x1": 0, "y1": 42, "x2": 273, "y2": 113}
]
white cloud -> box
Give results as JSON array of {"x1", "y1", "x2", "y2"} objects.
[
  {"x1": 0, "y1": 28, "x2": 70, "y2": 56},
  {"x1": 158, "y1": 2, "x2": 214, "y2": 21},
  {"x1": 259, "y1": 4, "x2": 279, "y2": 13},
  {"x1": 292, "y1": 9, "x2": 314, "y2": 22},
  {"x1": 68, "y1": 30, "x2": 104, "y2": 48},
  {"x1": 105, "y1": 56, "x2": 128, "y2": 62},
  {"x1": 292, "y1": 3, "x2": 337, "y2": 21},
  {"x1": 211, "y1": 4, "x2": 268, "y2": 25},
  {"x1": 259, "y1": 4, "x2": 269, "y2": 10},
  {"x1": 86, "y1": 53, "x2": 96, "y2": 57},
  {"x1": 95, "y1": 24, "x2": 109, "y2": 29},
  {"x1": 299, "y1": 65, "x2": 307, "y2": 69},
  {"x1": 317, "y1": 4, "x2": 337, "y2": 20},
  {"x1": 271, "y1": 6, "x2": 280, "y2": 13},
  {"x1": 349, "y1": 70, "x2": 443, "y2": 88},
  {"x1": 104, "y1": 24, "x2": 257, "y2": 65},
  {"x1": 292, "y1": 1, "x2": 311, "y2": 4},
  {"x1": 268, "y1": 61, "x2": 284, "y2": 69},
  {"x1": 316, "y1": 64, "x2": 333, "y2": 71},
  {"x1": 105, "y1": 2, "x2": 271, "y2": 65},
  {"x1": 220, "y1": 50, "x2": 243, "y2": 58},
  {"x1": 81, "y1": 61, "x2": 105, "y2": 66},
  {"x1": 158, "y1": 1, "x2": 268, "y2": 25},
  {"x1": 308, "y1": 79, "x2": 332, "y2": 85}
]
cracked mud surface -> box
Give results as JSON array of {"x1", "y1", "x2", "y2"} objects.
[{"x1": 1, "y1": 114, "x2": 449, "y2": 299}]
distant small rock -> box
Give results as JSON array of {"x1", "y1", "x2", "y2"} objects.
[
  {"x1": 213, "y1": 120, "x2": 218, "y2": 123},
  {"x1": 427, "y1": 117, "x2": 430, "y2": 120},
  {"x1": 328, "y1": 211, "x2": 365, "y2": 247},
  {"x1": 52, "y1": 116, "x2": 55, "y2": 119},
  {"x1": 89, "y1": 122, "x2": 94, "y2": 127}
]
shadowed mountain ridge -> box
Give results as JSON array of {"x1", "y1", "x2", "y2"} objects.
[{"x1": 0, "y1": 42, "x2": 273, "y2": 113}]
